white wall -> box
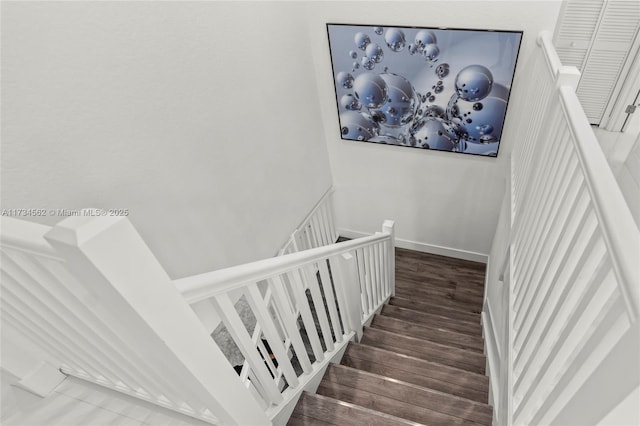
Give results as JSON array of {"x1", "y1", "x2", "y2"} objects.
[
  {"x1": 594, "y1": 109, "x2": 640, "y2": 231},
  {"x1": 1, "y1": 1, "x2": 333, "y2": 278},
  {"x1": 307, "y1": 1, "x2": 561, "y2": 261}
]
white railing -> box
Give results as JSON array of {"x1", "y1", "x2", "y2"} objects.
[
  {"x1": 174, "y1": 220, "x2": 395, "y2": 423},
  {"x1": 278, "y1": 187, "x2": 338, "y2": 256},
  {"x1": 486, "y1": 31, "x2": 640, "y2": 426},
  {"x1": 1, "y1": 213, "x2": 394, "y2": 425},
  {"x1": 0, "y1": 215, "x2": 271, "y2": 425}
]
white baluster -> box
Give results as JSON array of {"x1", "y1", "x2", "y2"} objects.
[
  {"x1": 243, "y1": 284, "x2": 299, "y2": 388},
  {"x1": 44, "y1": 216, "x2": 269, "y2": 425},
  {"x1": 318, "y1": 260, "x2": 343, "y2": 341},
  {"x1": 210, "y1": 292, "x2": 283, "y2": 405},
  {"x1": 286, "y1": 269, "x2": 324, "y2": 362},
  {"x1": 302, "y1": 264, "x2": 334, "y2": 352},
  {"x1": 270, "y1": 276, "x2": 313, "y2": 373}
]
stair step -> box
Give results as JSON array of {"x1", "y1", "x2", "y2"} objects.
[
  {"x1": 394, "y1": 248, "x2": 486, "y2": 273},
  {"x1": 381, "y1": 304, "x2": 482, "y2": 337},
  {"x1": 395, "y1": 279, "x2": 484, "y2": 310},
  {"x1": 370, "y1": 314, "x2": 484, "y2": 352},
  {"x1": 322, "y1": 364, "x2": 492, "y2": 425},
  {"x1": 396, "y1": 272, "x2": 484, "y2": 300},
  {"x1": 395, "y1": 257, "x2": 486, "y2": 286},
  {"x1": 395, "y1": 266, "x2": 486, "y2": 292},
  {"x1": 291, "y1": 392, "x2": 422, "y2": 426},
  {"x1": 389, "y1": 296, "x2": 481, "y2": 323},
  {"x1": 288, "y1": 413, "x2": 334, "y2": 425},
  {"x1": 316, "y1": 380, "x2": 485, "y2": 425},
  {"x1": 342, "y1": 342, "x2": 489, "y2": 403},
  {"x1": 361, "y1": 327, "x2": 486, "y2": 374}
]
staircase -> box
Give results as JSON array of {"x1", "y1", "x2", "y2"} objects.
[{"x1": 289, "y1": 247, "x2": 492, "y2": 425}]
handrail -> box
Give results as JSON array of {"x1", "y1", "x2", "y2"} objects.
[
  {"x1": 295, "y1": 186, "x2": 335, "y2": 236},
  {"x1": 175, "y1": 232, "x2": 389, "y2": 304},
  {"x1": 277, "y1": 186, "x2": 336, "y2": 256},
  {"x1": 559, "y1": 87, "x2": 640, "y2": 317},
  {"x1": 497, "y1": 30, "x2": 640, "y2": 425},
  {"x1": 537, "y1": 31, "x2": 562, "y2": 78},
  {"x1": 176, "y1": 220, "x2": 394, "y2": 421},
  {"x1": 0, "y1": 217, "x2": 62, "y2": 260}
]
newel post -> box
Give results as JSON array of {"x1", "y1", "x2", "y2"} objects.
[
  {"x1": 382, "y1": 220, "x2": 396, "y2": 297},
  {"x1": 556, "y1": 65, "x2": 581, "y2": 91},
  {"x1": 44, "y1": 215, "x2": 270, "y2": 426},
  {"x1": 332, "y1": 252, "x2": 364, "y2": 341}
]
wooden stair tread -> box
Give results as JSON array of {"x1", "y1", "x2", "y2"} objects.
[
  {"x1": 289, "y1": 247, "x2": 493, "y2": 425},
  {"x1": 394, "y1": 265, "x2": 485, "y2": 289},
  {"x1": 316, "y1": 380, "x2": 486, "y2": 426},
  {"x1": 395, "y1": 267, "x2": 485, "y2": 289},
  {"x1": 343, "y1": 342, "x2": 489, "y2": 397},
  {"x1": 394, "y1": 247, "x2": 486, "y2": 271},
  {"x1": 395, "y1": 271, "x2": 485, "y2": 299},
  {"x1": 323, "y1": 364, "x2": 492, "y2": 425},
  {"x1": 394, "y1": 280, "x2": 483, "y2": 310},
  {"x1": 371, "y1": 314, "x2": 484, "y2": 352},
  {"x1": 361, "y1": 327, "x2": 486, "y2": 374},
  {"x1": 292, "y1": 392, "x2": 423, "y2": 426},
  {"x1": 381, "y1": 304, "x2": 482, "y2": 336},
  {"x1": 389, "y1": 296, "x2": 482, "y2": 323},
  {"x1": 288, "y1": 413, "x2": 334, "y2": 425}
]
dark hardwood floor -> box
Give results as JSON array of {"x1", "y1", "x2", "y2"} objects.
[{"x1": 289, "y1": 246, "x2": 491, "y2": 426}]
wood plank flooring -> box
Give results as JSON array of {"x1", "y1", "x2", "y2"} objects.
[{"x1": 290, "y1": 247, "x2": 491, "y2": 426}]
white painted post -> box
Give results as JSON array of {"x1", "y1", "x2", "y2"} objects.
[
  {"x1": 44, "y1": 215, "x2": 270, "y2": 426},
  {"x1": 556, "y1": 66, "x2": 581, "y2": 91},
  {"x1": 331, "y1": 252, "x2": 363, "y2": 341},
  {"x1": 382, "y1": 220, "x2": 396, "y2": 297}
]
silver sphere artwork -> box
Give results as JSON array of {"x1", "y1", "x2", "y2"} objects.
[
  {"x1": 415, "y1": 30, "x2": 437, "y2": 48},
  {"x1": 384, "y1": 28, "x2": 406, "y2": 52},
  {"x1": 365, "y1": 43, "x2": 384, "y2": 63},
  {"x1": 372, "y1": 73, "x2": 419, "y2": 128},
  {"x1": 447, "y1": 83, "x2": 508, "y2": 143},
  {"x1": 411, "y1": 118, "x2": 456, "y2": 151},
  {"x1": 329, "y1": 24, "x2": 522, "y2": 156},
  {"x1": 422, "y1": 44, "x2": 440, "y2": 62},
  {"x1": 353, "y1": 73, "x2": 389, "y2": 108},
  {"x1": 361, "y1": 56, "x2": 375, "y2": 70},
  {"x1": 340, "y1": 94, "x2": 362, "y2": 111},
  {"x1": 354, "y1": 32, "x2": 371, "y2": 50},
  {"x1": 435, "y1": 63, "x2": 450, "y2": 79},
  {"x1": 340, "y1": 111, "x2": 380, "y2": 141},
  {"x1": 336, "y1": 71, "x2": 354, "y2": 89},
  {"x1": 455, "y1": 65, "x2": 494, "y2": 101}
]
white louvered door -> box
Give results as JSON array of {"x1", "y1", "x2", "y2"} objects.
[{"x1": 554, "y1": 0, "x2": 640, "y2": 126}]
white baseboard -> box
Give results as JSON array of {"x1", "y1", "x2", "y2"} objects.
[{"x1": 338, "y1": 228, "x2": 489, "y2": 264}]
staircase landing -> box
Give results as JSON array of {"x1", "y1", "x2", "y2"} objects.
[{"x1": 290, "y1": 247, "x2": 491, "y2": 425}]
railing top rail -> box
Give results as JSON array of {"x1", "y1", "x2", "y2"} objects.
[
  {"x1": 297, "y1": 186, "x2": 334, "y2": 230},
  {"x1": 175, "y1": 232, "x2": 390, "y2": 304},
  {"x1": 559, "y1": 86, "x2": 640, "y2": 317},
  {"x1": 537, "y1": 31, "x2": 563, "y2": 78},
  {"x1": 0, "y1": 217, "x2": 62, "y2": 260}
]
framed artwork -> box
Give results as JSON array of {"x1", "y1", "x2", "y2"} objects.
[{"x1": 327, "y1": 24, "x2": 522, "y2": 157}]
